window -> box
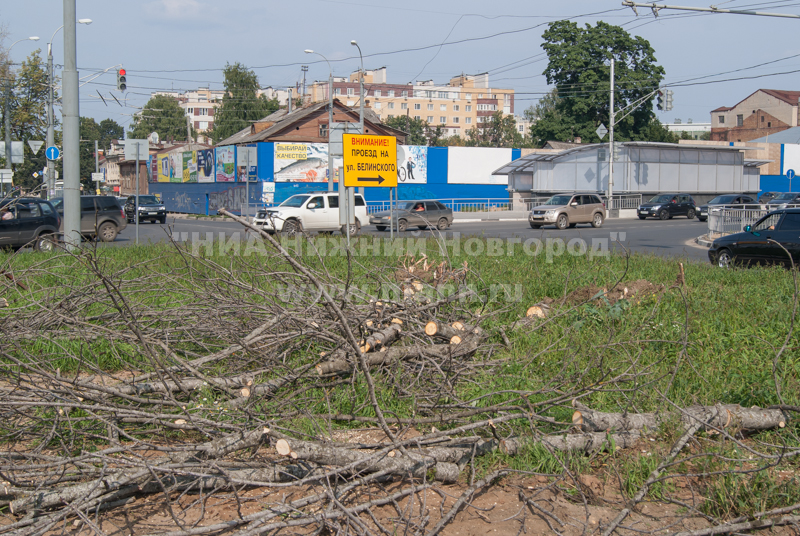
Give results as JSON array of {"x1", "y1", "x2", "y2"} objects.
[
  {"x1": 465, "y1": 105, "x2": 472, "y2": 112},
  {"x1": 737, "y1": 114, "x2": 743, "y2": 126},
  {"x1": 401, "y1": 103, "x2": 408, "y2": 110},
  {"x1": 39, "y1": 202, "x2": 53, "y2": 215},
  {"x1": 80, "y1": 198, "x2": 95, "y2": 211},
  {"x1": 375, "y1": 90, "x2": 381, "y2": 97},
  {"x1": 388, "y1": 90, "x2": 395, "y2": 97},
  {"x1": 440, "y1": 116, "x2": 446, "y2": 123},
  {"x1": 401, "y1": 90, "x2": 408, "y2": 98},
  {"x1": 414, "y1": 115, "x2": 421, "y2": 120},
  {"x1": 319, "y1": 123, "x2": 328, "y2": 137},
  {"x1": 187, "y1": 108, "x2": 194, "y2": 114},
  {"x1": 780, "y1": 213, "x2": 800, "y2": 231},
  {"x1": 427, "y1": 116, "x2": 434, "y2": 122},
  {"x1": 387, "y1": 114, "x2": 394, "y2": 119},
  {"x1": 354, "y1": 196, "x2": 365, "y2": 206},
  {"x1": 440, "y1": 104, "x2": 447, "y2": 111},
  {"x1": 199, "y1": 121, "x2": 209, "y2": 130},
  {"x1": 761, "y1": 115, "x2": 765, "y2": 123},
  {"x1": 327, "y1": 195, "x2": 339, "y2": 208},
  {"x1": 465, "y1": 117, "x2": 472, "y2": 124},
  {"x1": 198, "y1": 108, "x2": 208, "y2": 115},
  {"x1": 388, "y1": 102, "x2": 394, "y2": 109},
  {"x1": 718, "y1": 116, "x2": 724, "y2": 124},
  {"x1": 466, "y1": 93, "x2": 472, "y2": 100},
  {"x1": 427, "y1": 104, "x2": 434, "y2": 111},
  {"x1": 308, "y1": 196, "x2": 324, "y2": 209},
  {"x1": 453, "y1": 105, "x2": 459, "y2": 111},
  {"x1": 375, "y1": 102, "x2": 381, "y2": 109},
  {"x1": 334, "y1": 88, "x2": 342, "y2": 95},
  {"x1": 437, "y1": 92, "x2": 447, "y2": 98},
  {"x1": 518, "y1": 125, "x2": 523, "y2": 132},
  {"x1": 768, "y1": 122, "x2": 772, "y2": 127},
  {"x1": 347, "y1": 87, "x2": 354, "y2": 96},
  {"x1": 453, "y1": 117, "x2": 459, "y2": 124},
  {"x1": 414, "y1": 103, "x2": 421, "y2": 110},
  {"x1": 477, "y1": 104, "x2": 497, "y2": 111}
]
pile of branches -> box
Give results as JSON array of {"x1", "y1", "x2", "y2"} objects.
[{"x1": 0, "y1": 212, "x2": 795, "y2": 536}]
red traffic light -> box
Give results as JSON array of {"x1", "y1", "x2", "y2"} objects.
[{"x1": 119, "y1": 68, "x2": 126, "y2": 76}]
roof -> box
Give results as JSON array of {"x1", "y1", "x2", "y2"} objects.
[
  {"x1": 749, "y1": 126, "x2": 800, "y2": 144},
  {"x1": 543, "y1": 141, "x2": 584, "y2": 150},
  {"x1": 744, "y1": 159, "x2": 773, "y2": 167},
  {"x1": 760, "y1": 89, "x2": 800, "y2": 106},
  {"x1": 711, "y1": 106, "x2": 733, "y2": 113},
  {"x1": 493, "y1": 141, "x2": 755, "y2": 176}
]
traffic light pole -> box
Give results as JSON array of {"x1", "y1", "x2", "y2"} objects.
[
  {"x1": 608, "y1": 59, "x2": 614, "y2": 211},
  {"x1": 62, "y1": 0, "x2": 81, "y2": 251},
  {"x1": 46, "y1": 44, "x2": 55, "y2": 199}
]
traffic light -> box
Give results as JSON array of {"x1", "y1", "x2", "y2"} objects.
[
  {"x1": 656, "y1": 89, "x2": 664, "y2": 111},
  {"x1": 665, "y1": 89, "x2": 673, "y2": 111},
  {"x1": 116, "y1": 68, "x2": 126, "y2": 91}
]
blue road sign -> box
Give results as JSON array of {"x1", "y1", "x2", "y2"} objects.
[
  {"x1": 787, "y1": 169, "x2": 796, "y2": 180},
  {"x1": 45, "y1": 146, "x2": 60, "y2": 160}
]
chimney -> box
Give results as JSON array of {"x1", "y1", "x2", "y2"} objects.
[{"x1": 288, "y1": 88, "x2": 293, "y2": 113}]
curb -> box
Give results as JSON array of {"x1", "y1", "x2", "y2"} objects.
[
  {"x1": 695, "y1": 235, "x2": 714, "y2": 248},
  {"x1": 167, "y1": 213, "x2": 233, "y2": 222}
]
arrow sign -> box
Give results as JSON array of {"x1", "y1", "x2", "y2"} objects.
[
  {"x1": 28, "y1": 140, "x2": 44, "y2": 155},
  {"x1": 45, "y1": 146, "x2": 60, "y2": 160},
  {"x1": 357, "y1": 176, "x2": 386, "y2": 184}
]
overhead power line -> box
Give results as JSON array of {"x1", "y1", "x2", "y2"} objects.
[{"x1": 622, "y1": 0, "x2": 800, "y2": 18}]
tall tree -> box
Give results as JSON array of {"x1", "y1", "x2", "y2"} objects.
[
  {"x1": 97, "y1": 119, "x2": 124, "y2": 151},
  {"x1": 464, "y1": 112, "x2": 523, "y2": 148},
  {"x1": 384, "y1": 116, "x2": 451, "y2": 146},
  {"x1": 129, "y1": 94, "x2": 190, "y2": 143},
  {"x1": 529, "y1": 21, "x2": 671, "y2": 147},
  {"x1": 209, "y1": 63, "x2": 279, "y2": 143}
]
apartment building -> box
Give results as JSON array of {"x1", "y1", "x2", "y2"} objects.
[
  {"x1": 307, "y1": 68, "x2": 514, "y2": 138},
  {"x1": 154, "y1": 88, "x2": 224, "y2": 141}
]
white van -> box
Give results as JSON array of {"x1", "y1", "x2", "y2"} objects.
[{"x1": 253, "y1": 192, "x2": 368, "y2": 236}]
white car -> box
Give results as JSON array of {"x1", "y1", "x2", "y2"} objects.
[{"x1": 253, "y1": 192, "x2": 368, "y2": 236}]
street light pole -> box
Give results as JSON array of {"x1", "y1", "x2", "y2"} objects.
[
  {"x1": 304, "y1": 49, "x2": 334, "y2": 192},
  {"x1": 350, "y1": 40, "x2": 364, "y2": 134},
  {"x1": 62, "y1": 0, "x2": 81, "y2": 250},
  {"x1": 4, "y1": 36, "x2": 39, "y2": 195}
]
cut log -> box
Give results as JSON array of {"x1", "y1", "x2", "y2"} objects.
[
  {"x1": 362, "y1": 324, "x2": 402, "y2": 353},
  {"x1": 526, "y1": 302, "x2": 552, "y2": 319},
  {"x1": 500, "y1": 431, "x2": 641, "y2": 455},
  {"x1": 572, "y1": 401, "x2": 788, "y2": 433},
  {"x1": 425, "y1": 321, "x2": 483, "y2": 342},
  {"x1": 316, "y1": 339, "x2": 479, "y2": 376}
]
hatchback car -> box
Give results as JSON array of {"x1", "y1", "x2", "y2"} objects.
[
  {"x1": 758, "y1": 191, "x2": 781, "y2": 204},
  {"x1": 709, "y1": 208, "x2": 800, "y2": 268},
  {"x1": 0, "y1": 198, "x2": 60, "y2": 251},
  {"x1": 51, "y1": 195, "x2": 127, "y2": 242},
  {"x1": 528, "y1": 193, "x2": 605, "y2": 230},
  {"x1": 638, "y1": 193, "x2": 696, "y2": 220},
  {"x1": 370, "y1": 200, "x2": 453, "y2": 232},
  {"x1": 124, "y1": 195, "x2": 166, "y2": 224},
  {"x1": 697, "y1": 194, "x2": 759, "y2": 222},
  {"x1": 767, "y1": 192, "x2": 800, "y2": 208}
]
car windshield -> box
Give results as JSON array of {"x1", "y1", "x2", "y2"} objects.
[
  {"x1": 543, "y1": 195, "x2": 573, "y2": 206},
  {"x1": 280, "y1": 195, "x2": 310, "y2": 208},
  {"x1": 709, "y1": 195, "x2": 737, "y2": 204},
  {"x1": 649, "y1": 195, "x2": 674, "y2": 203},
  {"x1": 775, "y1": 193, "x2": 795, "y2": 201},
  {"x1": 50, "y1": 198, "x2": 63, "y2": 210},
  {"x1": 137, "y1": 196, "x2": 160, "y2": 204}
]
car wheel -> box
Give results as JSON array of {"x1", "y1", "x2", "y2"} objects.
[
  {"x1": 375, "y1": 225, "x2": 387, "y2": 232},
  {"x1": 555, "y1": 213, "x2": 569, "y2": 230},
  {"x1": 282, "y1": 219, "x2": 301, "y2": 237},
  {"x1": 98, "y1": 222, "x2": 118, "y2": 242},
  {"x1": 687, "y1": 208, "x2": 696, "y2": 220},
  {"x1": 398, "y1": 219, "x2": 408, "y2": 232},
  {"x1": 345, "y1": 220, "x2": 361, "y2": 237},
  {"x1": 698, "y1": 216, "x2": 707, "y2": 222},
  {"x1": 159, "y1": 216, "x2": 167, "y2": 224},
  {"x1": 638, "y1": 215, "x2": 647, "y2": 220},
  {"x1": 591, "y1": 212, "x2": 604, "y2": 228},
  {"x1": 437, "y1": 218, "x2": 448, "y2": 231},
  {"x1": 529, "y1": 223, "x2": 541, "y2": 229},
  {"x1": 34, "y1": 233, "x2": 57, "y2": 252},
  {"x1": 716, "y1": 248, "x2": 733, "y2": 268},
  {"x1": 658, "y1": 209, "x2": 669, "y2": 220}
]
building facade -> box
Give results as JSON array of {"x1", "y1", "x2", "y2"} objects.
[
  {"x1": 307, "y1": 69, "x2": 514, "y2": 138},
  {"x1": 664, "y1": 119, "x2": 711, "y2": 140},
  {"x1": 711, "y1": 89, "x2": 800, "y2": 142}
]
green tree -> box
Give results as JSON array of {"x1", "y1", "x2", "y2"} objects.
[
  {"x1": 97, "y1": 119, "x2": 123, "y2": 151},
  {"x1": 79, "y1": 117, "x2": 102, "y2": 191},
  {"x1": 464, "y1": 112, "x2": 523, "y2": 148},
  {"x1": 529, "y1": 21, "x2": 668, "y2": 147},
  {"x1": 385, "y1": 115, "x2": 428, "y2": 145},
  {"x1": 209, "y1": 63, "x2": 279, "y2": 143},
  {"x1": 129, "y1": 94, "x2": 190, "y2": 143}
]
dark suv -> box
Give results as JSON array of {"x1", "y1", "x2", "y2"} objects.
[
  {"x1": 124, "y1": 195, "x2": 166, "y2": 224},
  {"x1": 0, "y1": 198, "x2": 61, "y2": 251},
  {"x1": 637, "y1": 193, "x2": 697, "y2": 220},
  {"x1": 51, "y1": 196, "x2": 127, "y2": 242}
]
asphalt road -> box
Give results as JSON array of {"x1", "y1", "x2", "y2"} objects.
[{"x1": 113, "y1": 216, "x2": 712, "y2": 263}]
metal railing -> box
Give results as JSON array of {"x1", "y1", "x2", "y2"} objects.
[
  {"x1": 707, "y1": 208, "x2": 770, "y2": 235},
  {"x1": 600, "y1": 194, "x2": 642, "y2": 210}
]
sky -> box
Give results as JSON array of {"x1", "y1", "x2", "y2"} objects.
[{"x1": 3, "y1": 0, "x2": 800, "y2": 135}]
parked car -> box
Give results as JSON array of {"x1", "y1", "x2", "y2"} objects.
[
  {"x1": 252, "y1": 192, "x2": 368, "y2": 236},
  {"x1": 124, "y1": 195, "x2": 166, "y2": 224},
  {"x1": 637, "y1": 193, "x2": 696, "y2": 220},
  {"x1": 528, "y1": 194, "x2": 605, "y2": 230},
  {"x1": 51, "y1": 195, "x2": 127, "y2": 242},
  {"x1": 697, "y1": 194, "x2": 759, "y2": 222},
  {"x1": 0, "y1": 198, "x2": 61, "y2": 251},
  {"x1": 708, "y1": 208, "x2": 800, "y2": 268},
  {"x1": 767, "y1": 192, "x2": 800, "y2": 208},
  {"x1": 758, "y1": 191, "x2": 781, "y2": 204},
  {"x1": 370, "y1": 200, "x2": 453, "y2": 232}
]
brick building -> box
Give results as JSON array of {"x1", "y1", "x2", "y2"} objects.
[{"x1": 711, "y1": 89, "x2": 800, "y2": 142}]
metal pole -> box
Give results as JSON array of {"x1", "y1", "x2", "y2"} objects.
[
  {"x1": 608, "y1": 59, "x2": 614, "y2": 211},
  {"x1": 135, "y1": 143, "x2": 140, "y2": 245},
  {"x1": 328, "y1": 69, "x2": 334, "y2": 192},
  {"x1": 245, "y1": 147, "x2": 250, "y2": 220},
  {"x1": 62, "y1": 0, "x2": 81, "y2": 250},
  {"x1": 622, "y1": 0, "x2": 800, "y2": 18},
  {"x1": 389, "y1": 187, "x2": 393, "y2": 240},
  {"x1": 46, "y1": 44, "x2": 54, "y2": 199},
  {"x1": 4, "y1": 62, "x2": 11, "y2": 197},
  {"x1": 94, "y1": 139, "x2": 99, "y2": 195}
]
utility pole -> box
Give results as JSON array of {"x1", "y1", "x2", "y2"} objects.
[
  {"x1": 4, "y1": 65, "x2": 11, "y2": 197},
  {"x1": 94, "y1": 139, "x2": 99, "y2": 195},
  {"x1": 187, "y1": 115, "x2": 192, "y2": 143},
  {"x1": 62, "y1": 0, "x2": 81, "y2": 250},
  {"x1": 608, "y1": 59, "x2": 615, "y2": 211},
  {"x1": 622, "y1": 0, "x2": 800, "y2": 18},
  {"x1": 46, "y1": 44, "x2": 55, "y2": 199},
  {"x1": 301, "y1": 65, "x2": 308, "y2": 102}
]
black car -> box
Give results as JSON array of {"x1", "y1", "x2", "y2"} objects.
[
  {"x1": 767, "y1": 192, "x2": 800, "y2": 208},
  {"x1": 758, "y1": 191, "x2": 781, "y2": 204},
  {"x1": 708, "y1": 208, "x2": 800, "y2": 268},
  {"x1": 637, "y1": 193, "x2": 697, "y2": 220},
  {"x1": 0, "y1": 198, "x2": 60, "y2": 251},
  {"x1": 124, "y1": 195, "x2": 166, "y2": 224},
  {"x1": 51, "y1": 195, "x2": 127, "y2": 242},
  {"x1": 697, "y1": 194, "x2": 759, "y2": 222}
]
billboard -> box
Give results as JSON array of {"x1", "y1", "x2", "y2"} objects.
[
  {"x1": 182, "y1": 152, "x2": 197, "y2": 183},
  {"x1": 197, "y1": 149, "x2": 214, "y2": 183},
  {"x1": 237, "y1": 146, "x2": 258, "y2": 181},
  {"x1": 215, "y1": 146, "x2": 236, "y2": 182},
  {"x1": 274, "y1": 143, "x2": 337, "y2": 182},
  {"x1": 447, "y1": 147, "x2": 511, "y2": 185},
  {"x1": 157, "y1": 153, "x2": 173, "y2": 182},
  {"x1": 396, "y1": 145, "x2": 427, "y2": 184}
]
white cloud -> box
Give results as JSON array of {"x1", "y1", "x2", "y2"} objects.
[{"x1": 144, "y1": 0, "x2": 204, "y2": 19}]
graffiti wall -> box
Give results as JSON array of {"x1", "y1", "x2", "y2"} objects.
[
  {"x1": 209, "y1": 184, "x2": 247, "y2": 212},
  {"x1": 215, "y1": 146, "x2": 236, "y2": 182}
]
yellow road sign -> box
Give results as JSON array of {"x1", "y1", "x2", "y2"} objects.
[{"x1": 342, "y1": 134, "x2": 398, "y2": 187}]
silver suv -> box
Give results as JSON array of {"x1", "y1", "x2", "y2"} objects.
[{"x1": 529, "y1": 193, "x2": 606, "y2": 230}]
